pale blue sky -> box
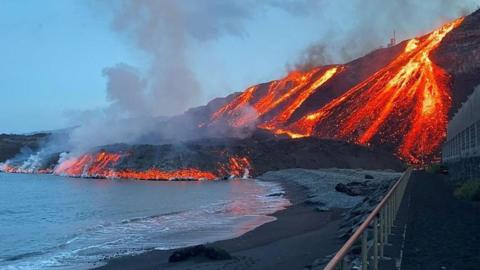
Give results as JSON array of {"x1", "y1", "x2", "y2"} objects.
[{"x1": 1, "y1": 0, "x2": 478, "y2": 133}]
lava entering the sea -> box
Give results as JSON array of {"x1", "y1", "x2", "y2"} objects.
[
  {"x1": 51, "y1": 151, "x2": 251, "y2": 181},
  {"x1": 0, "y1": 163, "x2": 52, "y2": 174}
]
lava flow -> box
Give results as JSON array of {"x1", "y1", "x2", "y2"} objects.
[
  {"x1": 285, "y1": 18, "x2": 464, "y2": 164},
  {"x1": 110, "y1": 168, "x2": 217, "y2": 181},
  {"x1": 210, "y1": 17, "x2": 464, "y2": 165},
  {"x1": 211, "y1": 66, "x2": 341, "y2": 128},
  {"x1": 0, "y1": 163, "x2": 52, "y2": 174},
  {"x1": 54, "y1": 151, "x2": 122, "y2": 177},
  {"x1": 217, "y1": 156, "x2": 252, "y2": 178},
  {"x1": 52, "y1": 151, "x2": 251, "y2": 180}
]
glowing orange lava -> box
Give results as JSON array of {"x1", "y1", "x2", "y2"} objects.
[
  {"x1": 54, "y1": 151, "x2": 122, "y2": 177},
  {"x1": 51, "y1": 151, "x2": 251, "y2": 180},
  {"x1": 284, "y1": 18, "x2": 463, "y2": 164},
  {"x1": 211, "y1": 67, "x2": 341, "y2": 128},
  {"x1": 211, "y1": 18, "x2": 463, "y2": 165},
  {"x1": 220, "y1": 156, "x2": 252, "y2": 177},
  {"x1": 0, "y1": 163, "x2": 53, "y2": 174},
  {"x1": 260, "y1": 66, "x2": 342, "y2": 133},
  {"x1": 112, "y1": 168, "x2": 217, "y2": 181}
]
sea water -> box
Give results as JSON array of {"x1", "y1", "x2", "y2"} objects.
[{"x1": 0, "y1": 173, "x2": 290, "y2": 269}]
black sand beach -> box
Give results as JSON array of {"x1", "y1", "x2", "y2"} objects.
[{"x1": 94, "y1": 179, "x2": 345, "y2": 270}]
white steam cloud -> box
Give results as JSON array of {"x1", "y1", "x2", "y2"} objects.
[{"x1": 65, "y1": 0, "x2": 310, "y2": 152}]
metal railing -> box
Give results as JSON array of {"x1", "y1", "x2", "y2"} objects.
[{"x1": 323, "y1": 168, "x2": 413, "y2": 270}]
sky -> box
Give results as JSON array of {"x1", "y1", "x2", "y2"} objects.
[{"x1": 1, "y1": 0, "x2": 479, "y2": 134}]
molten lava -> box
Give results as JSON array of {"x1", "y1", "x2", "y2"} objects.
[
  {"x1": 217, "y1": 156, "x2": 252, "y2": 178},
  {"x1": 211, "y1": 66, "x2": 342, "y2": 128},
  {"x1": 111, "y1": 168, "x2": 217, "y2": 181},
  {"x1": 286, "y1": 18, "x2": 463, "y2": 164},
  {"x1": 54, "y1": 151, "x2": 122, "y2": 177},
  {"x1": 0, "y1": 163, "x2": 53, "y2": 174},
  {"x1": 260, "y1": 66, "x2": 342, "y2": 132},
  {"x1": 209, "y1": 18, "x2": 464, "y2": 165},
  {"x1": 51, "y1": 151, "x2": 251, "y2": 180}
]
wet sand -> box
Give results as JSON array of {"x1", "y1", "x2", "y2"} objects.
[{"x1": 94, "y1": 178, "x2": 345, "y2": 270}]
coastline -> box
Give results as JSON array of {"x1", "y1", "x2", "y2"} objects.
[{"x1": 93, "y1": 177, "x2": 345, "y2": 270}]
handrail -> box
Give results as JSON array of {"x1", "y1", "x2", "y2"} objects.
[{"x1": 323, "y1": 168, "x2": 413, "y2": 270}]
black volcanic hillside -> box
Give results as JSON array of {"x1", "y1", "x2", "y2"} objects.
[
  {"x1": 434, "y1": 8, "x2": 480, "y2": 117},
  {"x1": 0, "y1": 133, "x2": 49, "y2": 162},
  {"x1": 183, "y1": 10, "x2": 480, "y2": 165}
]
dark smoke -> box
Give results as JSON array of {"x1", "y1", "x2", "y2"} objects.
[{"x1": 290, "y1": 44, "x2": 331, "y2": 71}]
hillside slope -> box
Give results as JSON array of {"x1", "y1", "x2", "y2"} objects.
[{"x1": 194, "y1": 11, "x2": 480, "y2": 165}]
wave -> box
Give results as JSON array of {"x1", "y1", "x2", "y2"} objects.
[
  {"x1": 1, "y1": 179, "x2": 290, "y2": 270},
  {"x1": 3, "y1": 251, "x2": 47, "y2": 263}
]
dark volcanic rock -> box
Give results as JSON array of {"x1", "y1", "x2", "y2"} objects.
[
  {"x1": 335, "y1": 183, "x2": 362, "y2": 196},
  {"x1": 338, "y1": 179, "x2": 395, "y2": 239},
  {"x1": 93, "y1": 137, "x2": 405, "y2": 178},
  {"x1": 168, "y1": 245, "x2": 231, "y2": 263},
  {"x1": 0, "y1": 133, "x2": 50, "y2": 162},
  {"x1": 434, "y1": 8, "x2": 480, "y2": 118},
  {"x1": 365, "y1": 174, "x2": 374, "y2": 179},
  {"x1": 335, "y1": 181, "x2": 377, "y2": 197}
]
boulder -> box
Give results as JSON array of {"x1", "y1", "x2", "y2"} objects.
[
  {"x1": 168, "y1": 245, "x2": 231, "y2": 263},
  {"x1": 335, "y1": 183, "x2": 362, "y2": 196}
]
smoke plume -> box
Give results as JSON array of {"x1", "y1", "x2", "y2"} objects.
[
  {"x1": 291, "y1": 0, "x2": 480, "y2": 70},
  {"x1": 101, "y1": 0, "x2": 310, "y2": 118},
  {"x1": 70, "y1": 0, "x2": 480, "y2": 152},
  {"x1": 65, "y1": 0, "x2": 308, "y2": 152}
]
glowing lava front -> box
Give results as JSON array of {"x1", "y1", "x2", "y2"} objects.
[{"x1": 51, "y1": 151, "x2": 251, "y2": 180}]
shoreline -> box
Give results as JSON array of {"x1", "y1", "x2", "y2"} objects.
[{"x1": 93, "y1": 177, "x2": 345, "y2": 270}]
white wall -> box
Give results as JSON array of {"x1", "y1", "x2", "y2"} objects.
[{"x1": 443, "y1": 86, "x2": 480, "y2": 162}]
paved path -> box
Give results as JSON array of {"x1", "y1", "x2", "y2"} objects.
[{"x1": 381, "y1": 171, "x2": 480, "y2": 270}]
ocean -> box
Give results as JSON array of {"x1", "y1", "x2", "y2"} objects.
[{"x1": 0, "y1": 173, "x2": 290, "y2": 270}]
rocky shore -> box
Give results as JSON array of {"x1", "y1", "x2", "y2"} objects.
[{"x1": 259, "y1": 168, "x2": 401, "y2": 269}]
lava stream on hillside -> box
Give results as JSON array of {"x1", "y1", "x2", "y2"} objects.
[
  {"x1": 209, "y1": 18, "x2": 465, "y2": 165},
  {"x1": 211, "y1": 66, "x2": 342, "y2": 129}
]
